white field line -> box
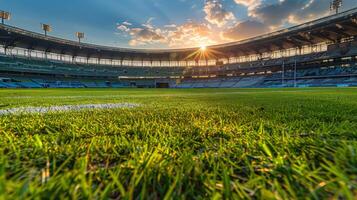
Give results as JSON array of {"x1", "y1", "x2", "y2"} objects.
[
  {"x1": 0, "y1": 103, "x2": 139, "y2": 115},
  {"x1": 2, "y1": 89, "x2": 326, "y2": 99}
]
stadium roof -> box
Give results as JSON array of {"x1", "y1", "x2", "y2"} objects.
[{"x1": 0, "y1": 7, "x2": 357, "y2": 61}]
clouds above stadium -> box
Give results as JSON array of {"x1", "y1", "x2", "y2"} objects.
[
  {"x1": 248, "y1": 0, "x2": 330, "y2": 28},
  {"x1": 204, "y1": 0, "x2": 235, "y2": 27},
  {"x1": 116, "y1": 0, "x2": 357, "y2": 48},
  {"x1": 234, "y1": 0, "x2": 262, "y2": 10},
  {"x1": 117, "y1": 20, "x2": 219, "y2": 48},
  {"x1": 4, "y1": 0, "x2": 357, "y2": 48}
]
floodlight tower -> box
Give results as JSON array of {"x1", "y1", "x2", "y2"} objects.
[
  {"x1": 330, "y1": 0, "x2": 343, "y2": 14},
  {"x1": 41, "y1": 23, "x2": 52, "y2": 36},
  {"x1": 76, "y1": 32, "x2": 84, "y2": 44},
  {"x1": 0, "y1": 10, "x2": 11, "y2": 24}
]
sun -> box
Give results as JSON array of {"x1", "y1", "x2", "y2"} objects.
[{"x1": 200, "y1": 45, "x2": 207, "y2": 51}]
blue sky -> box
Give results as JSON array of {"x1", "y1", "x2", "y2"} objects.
[{"x1": 1, "y1": 0, "x2": 357, "y2": 49}]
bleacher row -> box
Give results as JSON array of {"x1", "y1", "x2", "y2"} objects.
[
  {"x1": 0, "y1": 55, "x2": 184, "y2": 78},
  {"x1": 4, "y1": 64, "x2": 356, "y2": 89},
  {"x1": 0, "y1": 79, "x2": 129, "y2": 88},
  {"x1": 1, "y1": 46, "x2": 357, "y2": 88},
  {"x1": 175, "y1": 77, "x2": 266, "y2": 88},
  {"x1": 176, "y1": 64, "x2": 357, "y2": 88},
  {"x1": 185, "y1": 46, "x2": 357, "y2": 75},
  {"x1": 3, "y1": 43, "x2": 356, "y2": 80},
  {"x1": 175, "y1": 76, "x2": 357, "y2": 88},
  {"x1": 1, "y1": 64, "x2": 357, "y2": 88}
]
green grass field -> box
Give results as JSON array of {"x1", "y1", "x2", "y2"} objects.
[{"x1": 0, "y1": 88, "x2": 356, "y2": 199}]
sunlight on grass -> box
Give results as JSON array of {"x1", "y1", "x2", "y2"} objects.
[{"x1": 0, "y1": 88, "x2": 356, "y2": 199}]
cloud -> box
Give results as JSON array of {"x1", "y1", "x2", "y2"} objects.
[
  {"x1": 128, "y1": 28, "x2": 166, "y2": 46},
  {"x1": 117, "y1": 24, "x2": 130, "y2": 32},
  {"x1": 249, "y1": 0, "x2": 305, "y2": 28},
  {"x1": 166, "y1": 21, "x2": 220, "y2": 47},
  {"x1": 117, "y1": 20, "x2": 166, "y2": 46},
  {"x1": 204, "y1": 0, "x2": 235, "y2": 27},
  {"x1": 221, "y1": 20, "x2": 270, "y2": 41},
  {"x1": 122, "y1": 21, "x2": 132, "y2": 26},
  {"x1": 234, "y1": 0, "x2": 261, "y2": 10},
  {"x1": 286, "y1": 0, "x2": 331, "y2": 24},
  {"x1": 117, "y1": 20, "x2": 222, "y2": 48},
  {"x1": 116, "y1": 0, "x2": 357, "y2": 48},
  {"x1": 241, "y1": 0, "x2": 338, "y2": 28},
  {"x1": 164, "y1": 24, "x2": 177, "y2": 28}
]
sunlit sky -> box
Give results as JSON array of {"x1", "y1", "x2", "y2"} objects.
[{"x1": 2, "y1": 0, "x2": 357, "y2": 49}]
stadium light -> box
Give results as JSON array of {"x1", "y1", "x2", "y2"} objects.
[
  {"x1": 330, "y1": 0, "x2": 343, "y2": 14},
  {"x1": 41, "y1": 23, "x2": 52, "y2": 36},
  {"x1": 76, "y1": 32, "x2": 84, "y2": 44},
  {"x1": 0, "y1": 10, "x2": 11, "y2": 24}
]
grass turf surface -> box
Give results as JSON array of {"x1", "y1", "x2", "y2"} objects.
[{"x1": 0, "y1": 88, "x2": 356, "y2": 199}]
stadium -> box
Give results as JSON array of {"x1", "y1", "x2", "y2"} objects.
[
  {"x1": 0, "y1": 8, "x2": 356, "y2": 88},
  {"x1": 0, "y1": 0, "x2": 357, "y2": 199}
]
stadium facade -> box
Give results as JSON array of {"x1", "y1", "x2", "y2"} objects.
[{"x1": 0, "y1": 8, "x2": 357, "y2": 88}]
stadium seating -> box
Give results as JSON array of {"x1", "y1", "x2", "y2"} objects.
[
  {"x1": 175, "y1": 63, "x2": 357, "y2": 88},
  {"x1": 0, "y1": 55, "x2": 185, "y2": 78},
  {"x1": 0, "y1": 42, "x2": 357, "y2": 88}
]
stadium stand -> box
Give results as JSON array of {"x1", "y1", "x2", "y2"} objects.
[{"x1": 0, "y1": 8, "x2": 357, "y2": 88}]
